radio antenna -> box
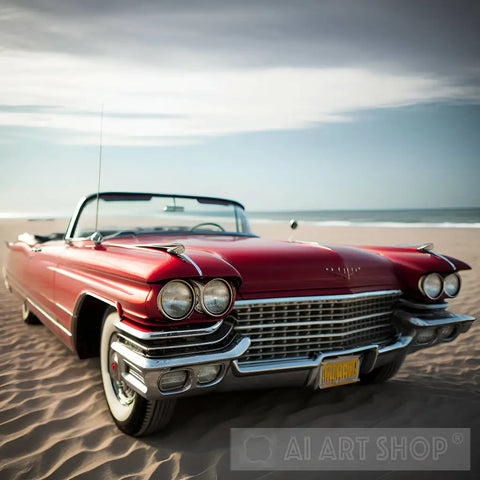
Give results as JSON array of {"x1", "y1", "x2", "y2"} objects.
[{"x1": 94, "y1": 103, "x2": 104, "y2": 232}]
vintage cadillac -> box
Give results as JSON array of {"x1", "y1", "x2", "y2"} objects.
[{"x1": 3, "y1": 193, "x2": 475, "y2": 436}]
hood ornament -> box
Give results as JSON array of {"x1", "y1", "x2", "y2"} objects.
[
  {"x1": 138, "y1": 243, "x2": 186, "y2": 256},
  {"x1": 108, "y1": 242, "x2": 186, "y2": 256},
  {"x1": 394, "y1": 242, "x2": 434, "y2": 252}
]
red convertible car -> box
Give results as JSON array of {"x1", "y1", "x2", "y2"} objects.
[{"x1": 3, "y1": 193, "x2": 475, "y2": 436}]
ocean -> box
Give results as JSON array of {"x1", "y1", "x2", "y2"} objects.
[
  {"x1": 247, "y1": 208, "x2": 480, "y2": 229},
  {"x1": 0, "y1": 208, "x2": 479, "y2": 228}
]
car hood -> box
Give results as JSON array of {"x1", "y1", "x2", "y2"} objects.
[
  {"x1": 107, "y1": 235, "x2": 399, "y2": 297},
  {"x1": 181, "y1": 237, "x2": 398, "y2": 296}
]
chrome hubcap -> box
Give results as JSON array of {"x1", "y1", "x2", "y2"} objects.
[
  {"x1": 108, "y1": 337, "x2": 135, "y2": 406},
  {"x1": 112, "y1": 380, "x2": 136, "y2": 406}
]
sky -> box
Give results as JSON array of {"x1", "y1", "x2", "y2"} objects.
[{"x1": 0, "y1": 0, "x2": 479, "y2": 215}]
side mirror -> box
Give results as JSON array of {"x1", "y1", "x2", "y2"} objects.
[
  {"x1": 90, "y1": 231, "x2": 104, "y2": 246},
  {"x1": 290, "y1": 219, "x2": 298, "y2": 230}
]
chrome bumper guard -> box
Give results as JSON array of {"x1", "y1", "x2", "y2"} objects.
[
  {"x1": 113, "y1": 302, "x2": 475, "y2": 400},
  {"x1": 393, "y1": 301, "x2": 474, "y2": 351},
  {"x1": 110, "y1": 331, "x2": 251, "y2": 400}
]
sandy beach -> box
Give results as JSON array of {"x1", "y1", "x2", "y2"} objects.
[{"x1": 0, "y1": 219, "x2": 478, "y2": 480}]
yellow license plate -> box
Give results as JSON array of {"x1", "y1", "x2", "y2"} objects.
[{"x1": 319, "y1": 356, "x2": 360, "y2": 389}]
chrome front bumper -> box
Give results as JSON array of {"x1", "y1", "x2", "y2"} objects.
[
  {"x1": 112, "y1": 306, "x2": 474, "y2": 401},
  {"x1": 394, "y1": 299, "x2": 474, "y2": 351}
]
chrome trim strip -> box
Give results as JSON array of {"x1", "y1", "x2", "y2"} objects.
[
  {"x1": 416, "y1": 243, "x2": 434, "y2": 252},
  {"x1": 396, "y1": 310, "x2": 475, "y2": 328},
  {"x1": 123, "y1": 372, "x2": 148, "y2": 395},
  {"x1": 394, "y1": 243, "x2": 434, "y2": 252},
  {"x1": 238, "y1": 305, "x2": 393, "y2": 316},
  {"x1": 105, "y1": 243, "x2": 186, "y2": 255},
  {"x1": 118, "y1": 323, "x2": 234, "y2": 352},
  {"x1": 247, "y1": 323, "x2": 393, "y2": 343},
  {"x1": 232, "y1": 335, "x2": 413, "y2": 374},
  {"x1": 55, "y1": 302, "x2": 73, "y2": 317},
  {"x1": 132, "y1": 243, "x2": 185, "y2": 255},
  {"x1": 426, "y1": 250, "x2": 456, "y2": 270},
  {"x1": 378, "y1": 335, "x2": 413, "y2": 352},
  {"x1": 398, "y1": 298, "x2": 448, "y2": 310},
  {"x1": 65, "y1": 195, "x2": 88, "y2": 241},
  {"x1": 111, "y1": 335, "x2": 251, "y2": 370},
  {"x1": 178, "y1": 253, "x2": 203, "y2": 276},
  {"x1": 115, "y1": 319, "x2": 224, "y2": 340},
  {"x1": 27, "y1": 298, "x2": 72, "y2": 337},
  {"x1": 234, "y1": 290, "x2": 402, "y2": 306},
  {"x1": 235, "y1": 310, "x2": 392, "y2": 330},
  {"x1": 245, "y1": 337, "x2": 391, "y2": 352}
]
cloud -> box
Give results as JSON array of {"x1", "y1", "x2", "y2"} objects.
[
  {"x1": 0, "y1": 50, "x2": 477, "y2": 145},
  {"x1": 0, "y1": 1, "x2": 479, "y2": 145},
  {"x1": 2, "y1": 0, "x2": 479, "y2": 74}
]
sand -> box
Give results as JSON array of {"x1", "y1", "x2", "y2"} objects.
[{"x1": 0, "y1": 219, "x2": 479, "y2": 480}]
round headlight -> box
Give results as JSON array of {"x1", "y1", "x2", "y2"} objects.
[
  {"x1": 202, "y1": 279, "x2": 232, "y2": 316},
  {"x1": 158, "y1": 280, "x2": 194, "y2": 321},
  {"x1": 444, "y1": 273, "x2": 460, "y2": 297},
  {"x1": 420, "y1": 273, "x2": 443, "y2": 300}
]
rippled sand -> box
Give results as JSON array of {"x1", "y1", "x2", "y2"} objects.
[{"x1": 0, "y1": 220, "x2": 479, "y2": 480}]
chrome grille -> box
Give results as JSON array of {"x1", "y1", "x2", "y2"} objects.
[{"x1": 231, "y1": 291, "x2": 401, "y2": 364}]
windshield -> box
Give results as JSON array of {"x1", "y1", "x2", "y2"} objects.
[{"x1": 68, "y1": 193, "x2": 252, "y2": 239}]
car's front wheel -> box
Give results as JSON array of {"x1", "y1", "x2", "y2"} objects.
[{"x1": 100, "y1": 310, "x2": 176, "y2": 436}]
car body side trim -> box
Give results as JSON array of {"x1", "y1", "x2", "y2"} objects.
[
  {"x1": 178, "y1": 253, "x2": 203, "y2": 276},
  {"x1": 55, "y1": 302, "x2": 73, "y2": 317},
  {"x1": 394, "y1": 243, "x2": 434, "y2": 252},
  {"x1": 27, "y1": 297, "x2": 72, "y2": 337},
  {"x1": 426, "y1": 250, "x2": 456, "y2": 270},
  {"x1": 6, "y1": 275, "x2": 72, "y2": 336}
]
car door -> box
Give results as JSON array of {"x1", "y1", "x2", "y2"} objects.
[{"x1": 24, "y1": 240, "x2": 63, "y2": 315}]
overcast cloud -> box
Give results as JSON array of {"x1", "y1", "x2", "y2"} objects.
[{"x1": 0, "y1": 0, "x2": 479, "y2": 145}]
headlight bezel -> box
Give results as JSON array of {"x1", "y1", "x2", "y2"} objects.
[
  {"x1": 157, "y1": 279, "x2": 195, "y2": 321},
  {"x1": 443, "y1": 272, "x2": 461, "y2": 298},
  {"x1": 419, "y1": 272, "x2": 444, "y2": 300},
  {"x1": 200, "y1": 278, "x2": 234, "y2": 317},
  {"x1": 156, "y1": 278, "x2": 235, "y2": 321}
]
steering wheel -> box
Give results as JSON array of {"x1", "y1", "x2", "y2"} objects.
[{"x1": 190, "y1": 222, "x2": 225, "y2": 232}]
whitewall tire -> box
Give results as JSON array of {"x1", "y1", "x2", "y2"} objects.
[
  {"x1": 100, "y1": 310, "x2": 176, "y2": 436},
  {"x1": 22, "y1": 300, "x2": 41, "y2": 324}
]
